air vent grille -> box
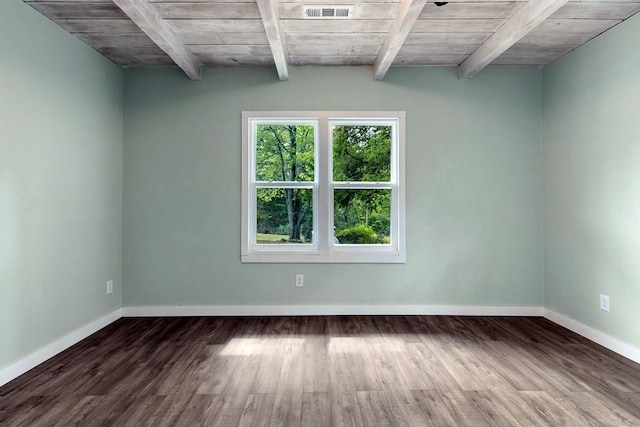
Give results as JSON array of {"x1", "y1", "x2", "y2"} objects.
[{"x1": 304, "y1": 5, "x2": 353, "y2": 19}]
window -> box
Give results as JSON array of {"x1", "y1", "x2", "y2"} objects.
[{"x1": 242, "y1": 111, "x2": 405, "y2": 263}]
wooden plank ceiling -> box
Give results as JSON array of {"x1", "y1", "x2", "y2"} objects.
[{"x1": 25, "y1": 0, "x2": 640, "y2": 80}]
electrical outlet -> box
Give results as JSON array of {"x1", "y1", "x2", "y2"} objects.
[
  {"x1": 107, "y1": 280, "x2": 113, "y2": 295},
  {"x1": 296, "y1": 274, "x2": 304, "y2": 287},
  {"x1": 600, "y1": 294, "x2": 610, "y2": 312}
]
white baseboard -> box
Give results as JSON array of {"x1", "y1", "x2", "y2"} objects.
[
  {"x1": 544, "y1": 309, "x2": 640, "y2": 365},
  {"x1": 121, "y1": 304, "x2": 545, "y2": 317},
  {"x1": 0, "y1": 308, "x2": 122, "y2": 388}
]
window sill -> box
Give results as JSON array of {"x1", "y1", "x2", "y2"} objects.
[{"x1": 241, "y1": 251, "x2": 406, "y2": 264}]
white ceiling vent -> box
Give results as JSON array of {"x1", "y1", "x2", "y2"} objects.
[{"x1": 304, "y1": 5, "x2": 353, "y2": 19}]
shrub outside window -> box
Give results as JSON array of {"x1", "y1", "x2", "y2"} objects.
[{"x1": 242, "y1": 111, "x2": 405, "y2": 263}]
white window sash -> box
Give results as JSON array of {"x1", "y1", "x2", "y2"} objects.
[{"x1": 242, "y1": 111, "x2": 405, "y2": 263}]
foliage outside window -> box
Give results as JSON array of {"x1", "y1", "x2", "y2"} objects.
[{"x1": 242, "y1": 112, "x2": 405, "y2": 263}]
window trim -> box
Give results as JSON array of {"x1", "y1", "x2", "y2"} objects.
[{"x1": 242, "y1": 111, "x2": 406, "y2": 263}]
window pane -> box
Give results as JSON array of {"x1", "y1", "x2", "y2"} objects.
[
  {"x1": 333, "y1": 125, "x2": 391, "y2": 182},
  {"x1": 256, "y1": 124, "x2": 315, "y2": 182},
  {"x1": 334, "y1": 189, "x2": 391, "y2": 244},
  {"x1": 257, "y1": 188, "x2": 313, "y2": 244}
]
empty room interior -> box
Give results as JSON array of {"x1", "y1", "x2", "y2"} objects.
[{"x1": 2, "y1": 0, "x2": 640, "y2": 425}]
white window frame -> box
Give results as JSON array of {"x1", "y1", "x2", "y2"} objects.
[{"x1": 242, "y1": 111, "x2": 406, "y2": 263}]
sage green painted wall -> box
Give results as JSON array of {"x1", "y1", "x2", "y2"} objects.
[
  {"x1": 123, "y1": 66, "x2": 543, "y2": 307},
  {"x1": 0, "y1": 1, "x2": 123, "y2": 369},
  {"x1": 543, "y1": 13, "x2": 640, "y2": 348}
]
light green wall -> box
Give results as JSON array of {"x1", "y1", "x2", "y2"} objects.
[
  {"x1": 543, "y1": 13, "x2": 640, "y2": 348},
  {"x1": 123, "y1": 66, "x2": 543, "y2": 307},
  {"x1": 0, "y1": 1, "x2": 123, "y2": 369}
]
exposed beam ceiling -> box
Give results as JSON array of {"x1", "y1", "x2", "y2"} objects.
[
  {"x1": 256, "y1": 0, "x2": 289, "y2": 81},
  {"x1": 459, "y1": 0, "x2": 571, "y2": 79},
  {"x1": 112, "y1": 0, "x2": 200, "y2": 80},
  {"x1": 373, "y1": 0, "x2": 427, "y2": 80},
  {"x1": 25, "y1": 0, "x2": 640, "y2": 79}
]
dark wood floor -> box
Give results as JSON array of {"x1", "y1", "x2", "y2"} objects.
[{"x1": 1, "y1": 316, "x2": 639, "y2": 426}]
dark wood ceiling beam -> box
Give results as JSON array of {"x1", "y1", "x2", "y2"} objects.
[
  {"x1": 458, "y1": 0, "x2": 570, "y2": 79},
  {"x1": 256, "y1": 0, "x2": 289, "y2": 81},
  {"x1": 112, "y1": 0, "x2": 201, "y2": 80},
  {"x1": 373, "y1": 0, "x2": 427, "y2": 80}
]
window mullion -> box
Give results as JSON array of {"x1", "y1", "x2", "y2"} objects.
[{"x1": 317, "y1": 116, "x2": 329, "y2": 255}]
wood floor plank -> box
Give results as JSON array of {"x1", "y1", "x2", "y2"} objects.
[
  {"x1": 301, "y1": 392, "x2": 331, "y2": 427},
  {"x1": 113, "y1": 395, "x2": 167, "y2": 427},
  {"x1": 206, "y1": 317, "x2": 241, "y2": 344},
  {"x1": 238, "y1": 393, "x2": 276, "y2": 427},
  {"x1": 427, "y1": 316, "x2": 486, "y2": 344},
  {"x1": 269, "y1": 317, "x2": 295, "y2": 338},
  {"x1": 143, "y1": 341, "x2": 208, "y2": 396},
  {"x1": 563, "y1": 391, "x2": 640, "y2": 426},
  {"x1": 425, "y1": 339, "x2": 512, "y2": 391},
  {"x1": 374, "y1": 315, "x2": 421, "y2": 343},
  {"x1": 196, "y1": 344, "x2": 242, "y2": 395},
  {"x1": 355, "y1": 390, "x2": 397, "y2": 426},
  {"x1": 483, "y1": 340, "x2": 557, "y2": 392},
  {"x1": 46, "y1": 396, "x2": 98, "y2": 426},
  {"x1": 381, "y1": 338, "x2": 436, "y2": 391},
  {"x1": 204, "y1": 336, "x2": 262, "y2": 426},
  {"x1": 294, "y1": 316, "x2": 327, "y2": 336},
  {"x1": 1, "y1": 316, "x2": 639, "y2": 426},
  {"x1": 367, "y1": 342, "x2": 427, "y2": 425},
  {"x1": 329, "y1": 390, "x2": 363, "y2": 427},
  {"x1": 204, "y1": 393, "x2": 250, "y2": 426},
  {"x1": 327, "y1": 338, "x2": 359, "y2": 392},
  {"x1": 412, "y1": 389, "x2": 460, "y2": 426},
  {"x1": 161, "y1": 394, "x2": 220, "y2": 427},
  {"x1": 490, "y1": 339, "x2": 591, "y2": 393},
  {"x1": 343, "y1": 338, "x2": 380, "y2": 392},
  {"x1": 326, "y1": 316, "x2": 347, "y2": 336},
  {"x1": 405, "y1": 342, "x2": 461, "y2": 393},
  {"x1": 303, "y1": 339, "x2": 330, "y2": 393},
  {"x1": 553, "y1": 342, "x2": 640, "y2": 393},
  {"x1": 298, "y1": 315, "x2": 330, "y2": 394},
  {"x1": 465, "y1": 390, "x2": 528, "y2": 426},
  {"x1": 268, "y1": 339, "x2": 306, "y2": 427},
  {"x1": 440, "y1": 390, "x2": 491, "y2": 426},
  {"x1": 352, "y1": 315, "x2": 386, "y2": 343},
  {"x1": 525, "y1": 343, "x2": 597, "y2": 392},
  {"x1": 488, "y1": 389, "x2": 553, "y2": 426},
  {"x1": 0, "y1": 395, "x2": 58, "y2": 426},
  {"x1": 517, "y1": 390, "x2": 590, "y2": 425},
  {"x1": 251, "y1": 342, "x2": 285, "y2": 394},
  {"x1": 52, "y1": 395, "x2": 124, "y2": 426},
  {"x1": 596, "y1": 391, "x2": 640, "y2": 419},
  {"x1": 146, "y1": 393, "x2": 202, "y2": 426},
  {"x1": 28, "y1": 396, "x2": 83, "y2": 427},
  {"x1": 327, "y1": 339, "x2": 363, "y2": 426},
  {"x1": 182, "y1": 394, "x2": 222, "y2": 426}
]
